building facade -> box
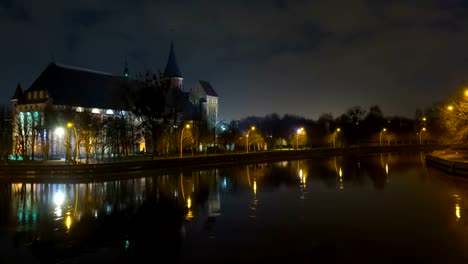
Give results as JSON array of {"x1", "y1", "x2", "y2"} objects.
[{"x1": 11, "y1": 42, "x2": 219, "y2": 160}]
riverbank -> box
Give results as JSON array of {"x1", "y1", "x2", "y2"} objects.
[
  {"x1": 0, "y1": 144, "x2": 444, "y2": 183},
  {"x1": 425, "y1": 146, "x2": 468, "y2": 176}
]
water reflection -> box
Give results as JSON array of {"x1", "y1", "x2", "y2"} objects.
[
  {"x1": 2, "y1": 153, "x2": 468, "y2": 262},
  {"x1": 454, "y1": 194, "x2": 462, "y2": 221}
]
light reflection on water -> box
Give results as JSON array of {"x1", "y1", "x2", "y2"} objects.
[{"x1": 1, "y1": 152, "x2": 468, "y2": 262}]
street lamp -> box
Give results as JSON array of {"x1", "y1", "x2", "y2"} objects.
[
  {"x1": 333, "y1": 128, "x2": 341, "y2": 148},
  {"x1": 419, "y1": 127, "x2": 426, "y2": 144},
  {"x1": 180, "y1": 124, "x2": 191, "y2": 158},
  {"x1": 296, "y1": 127, "x2": 304, "y2": 150},
  {"x1": 54, "y1": 127, "x2": 64, "y2": 159},
  {"x1": 246, "y1": 126, "x2": 255, "y2": 153},
  {"x1": 67, "y1": 122, "x2": 78, "y2": 163},
  {"x1": 379, "y1": 128, "x2": 386, "y2": 146}
]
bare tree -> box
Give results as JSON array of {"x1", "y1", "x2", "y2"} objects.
[{"x1": 439, "y1": 88, "x2": 468, "y2": 144}]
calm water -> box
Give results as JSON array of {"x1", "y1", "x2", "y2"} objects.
[{"x1": 1, "y1": 152, "x2": 468, "y2": 263}]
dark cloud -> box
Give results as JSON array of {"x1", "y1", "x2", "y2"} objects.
[
  {"x1": 1, "y1": 0, "x2": 468, "y2": 121},
  {"x1": 67, "y1": 9, "x2": 111, "y2": 28}
]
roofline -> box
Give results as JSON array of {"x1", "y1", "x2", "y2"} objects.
[{"x1": 54, "y1": 63, "x2": 115, "y2": 76}]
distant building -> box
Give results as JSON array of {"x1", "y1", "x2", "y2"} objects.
[
  {"x1": 189, "y1": 80, "x2": 218, "y2": 128},
  {"x1": 10, "y1": 42, "x2": 219, "y2": 160}
]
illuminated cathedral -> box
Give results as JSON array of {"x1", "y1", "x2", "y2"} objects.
[{"x1": 10, "y1": 42, "x2": 219, "y2": 160}]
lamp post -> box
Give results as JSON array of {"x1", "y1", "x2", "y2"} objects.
[
  {"x1": 296, "y1": 127, "x2": 304, "y2": 150},
  {"x1": 333, "y1": 128, "x2": 340, "y2": 148},
  {"x1": 379, "y1": 128, "x2": 387, "y2": 146},
  {"x1": 246, "y1": 126, "x2": 255, "y2": 153},
  {"x1": 67, "y1": 123, "x2": 79, "y2": 163},
  {"x1": 419, "y1": 127, "x2": 426, "y2": 144},
  {"x1": 180, "y1": 124, "x2": 191, "y2": 158}
]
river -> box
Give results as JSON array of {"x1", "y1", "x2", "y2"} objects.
[{"x1": 0, "y1": 151, "x2": 467, "y2": 263}]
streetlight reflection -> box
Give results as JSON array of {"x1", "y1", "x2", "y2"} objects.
[{"x1": 454, "y1": 194, "x2": 461, "y2": 221}]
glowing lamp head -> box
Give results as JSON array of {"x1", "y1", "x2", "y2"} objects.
[
  {"x1": 383, "y1": 128, "x2": 386, "y2": 132},
  {"x1": 251, "y1": 126, "x2": 255, "y2": 131},
  {"x1": 67, "y1": 122, "x2": 73, "y2": 128},
  {"x1": 448, "y1": 105, "x2": 454, "y2": 111},
  {"x1": 422, "y1": 127, "x2": 426, "y2": 131},
  {"x1": 185, "y1": 124, "x2": 190, "y2": 129},
  {"x1": 337, "y1": 128, "x2": 341, "y2": 132},
  {"x1": 54, "y1": 127, "x2": 64, "y2": 137}
]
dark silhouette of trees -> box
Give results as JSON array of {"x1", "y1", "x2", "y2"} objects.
[
  {"x1": 0, "y1": 105, "x2": 12, "y2": 161},
  {"x1": 128, "y1": 71, "x2": 181, "y2": 156},
  {"x1": 232, "y1": 104, "x2": 425, "y2": 149}
]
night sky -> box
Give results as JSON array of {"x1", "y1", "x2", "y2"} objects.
[{"x1": 1, "y1": 0, "x2": 468, "y2": 121}]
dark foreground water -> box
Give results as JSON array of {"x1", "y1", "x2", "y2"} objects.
[{"x1": 1, "y1": 152, "x2": 468, "y2": 263}]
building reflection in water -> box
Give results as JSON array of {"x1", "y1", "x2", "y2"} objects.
[
  {"x1": 2, "y1": 156, "x2": 400, "y2": 235},
  {"x1": 0, "y1": 153, "x2": 442, "y2": 262}
]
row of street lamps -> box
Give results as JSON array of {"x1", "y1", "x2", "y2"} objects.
[
  {"x1": 54, "y1": 122, "x2": 195, "y2": 161},
  {"x1": 55, "y1": 120, "x2": 430, "y2": 162}
]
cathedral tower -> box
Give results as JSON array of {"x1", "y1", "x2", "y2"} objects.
[{"x1": 164, "y1": 41, "x2": 183, "y2": 89}]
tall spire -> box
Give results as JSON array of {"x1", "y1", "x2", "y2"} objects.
[
  {"x1": 123, "y1": 57, "x2": 129, "y2": 78},
  {"x1": 164, "y1": 41, "x2": 182, "y2": 78}
]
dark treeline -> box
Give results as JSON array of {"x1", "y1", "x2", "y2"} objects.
[
  {"x1": 0, "y1": 100, "x2": 446, "y2": 161},
  {"x1": 218, "y1": 105, "x2": 444, "y2": 150}
]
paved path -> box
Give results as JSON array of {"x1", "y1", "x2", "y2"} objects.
[{"x1": 428, "y1": 147, "x2": 468, "y2": 163}]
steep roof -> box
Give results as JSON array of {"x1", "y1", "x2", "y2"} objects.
[
  {"x1": 164, "y1": 41, "x2": 182, "y2": 78},
  {"x1": 26, "y1": 63, "x2": 135, "y2": 110},
  {"x1": 198, "y1": 80, "x2": 218, "y2": 97}
]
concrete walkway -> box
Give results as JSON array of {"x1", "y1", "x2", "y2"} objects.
[
  {"x1": 425, "y1": 146, "x2": 468, "y2": 175},
  {"x1": 427, "y1": 147, "x2": 468, "y2": 162}
]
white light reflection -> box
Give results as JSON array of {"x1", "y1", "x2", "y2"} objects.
[{"x1": 54, "y1": 207, "x2": 62, "y2": 217}]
